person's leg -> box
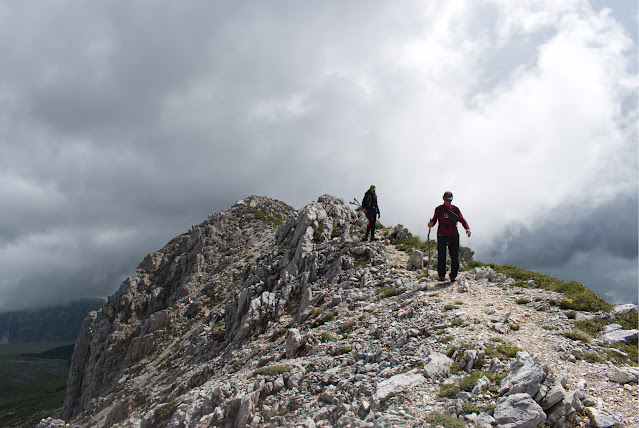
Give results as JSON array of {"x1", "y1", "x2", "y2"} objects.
[
  {"x1": 437, "y1": 237, "x2": 447, "y2": 280},
  {"x1": 449, "y1": 235, "x2": 460, "y2": 281},
  {"x1": 369, "y1": 213, "x2": 376, "y2": 240},
  {"x1": 364, "y1": 217, "x2": 371, "y2": 240}
]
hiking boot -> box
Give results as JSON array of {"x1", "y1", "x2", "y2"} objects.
[{"x1": 438, "y1": 276, "x2": 445, "y2": 281}]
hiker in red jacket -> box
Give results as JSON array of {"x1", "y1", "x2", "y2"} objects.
[{"x1": 428, "y1": 191, "x2": 471, "y2": 282}]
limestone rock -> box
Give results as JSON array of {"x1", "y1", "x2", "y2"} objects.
[
  {"x1": 422, "y1": 352, "x2": 453, "y2": 379},
  {"x1": 494, "y1": 393, "x2": 546, "y2": 428},
  {"x1": 586, "y1": 407, "x2": 620, "y2": 428},
  {"x1": 498, "y1": 351, "x2": 546, "y2": 398},
  {"x1": 406, "y1": 250, "x2": 423, "y2": 271}
]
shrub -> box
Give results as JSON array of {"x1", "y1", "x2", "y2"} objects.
[
  {"x1": 564, "y1": 330, "x2": 592, "y2": 343},
  {"x1": 444, "y1": 304, "x2": 459, "y2": 311},
  {"x1": 450, "y1": 318, "x2": 464, "y2": 327},
  {"x1": 335, "y1": 345, "x2": 353, "y2": 356},
  {"x1": 424, "y1": 412, "x2": 466, "y2": 428},
  {"x1": 320, "y1": 332, "x2": 336, "y2": 342},
  {"x1": 376, "y1": 286, "x2": 407, "y2": 298},
  {"x1": 461, "y1": 402, "x2": 481, "y2": 414},
  {"x1": 489, "y1": 264, "x2": 612, "y2": 313},
  {"x1": 311, "y1": 311, "x2": 336, "y2": 328},
  {"x1": 253, "y1": 364, "x2": 292, "y2": 376},
  {"x1": 516, "y1": 298, "x2": 530, "y2": 305},
  {"x1": 440, "y1": 335, "x2": 454, "y2": 344},
  {"x1": 510, "y1": 323, "x2": 520, "y2": 331},
  {"x1": 496, "y1": 343, "x2": 522, "y2": 358},
  {"x1": 269, "y1": 328, "x2": 288, "y2": 342}
]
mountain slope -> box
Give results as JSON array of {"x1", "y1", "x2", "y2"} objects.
[{"x1": 51, "y1": 195, "x2": 637, "y2": 428}]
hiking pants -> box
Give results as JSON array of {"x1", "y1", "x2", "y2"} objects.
[
  {"x1": 437, "y1": 235, "x2": 460, "y2": 280},
  {"x1": 365, "y1": 210, "x2": 377, "y2": 240}
]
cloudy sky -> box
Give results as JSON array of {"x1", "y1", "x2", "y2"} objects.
[{"x1": 1, "y1": 0, "x2": 636, "y2": 312}]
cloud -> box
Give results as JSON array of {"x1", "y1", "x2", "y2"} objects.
[{"x1": 0, "y1": 0, "x2": 636, "y2": 311}]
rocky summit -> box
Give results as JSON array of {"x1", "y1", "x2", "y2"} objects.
[{"x1": 39, "y1": 195, "x2": 637, "y2": 428}]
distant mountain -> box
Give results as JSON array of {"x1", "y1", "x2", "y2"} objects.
[{"x1": 0, "y1": 297, "x2": 105, "y2": 344}]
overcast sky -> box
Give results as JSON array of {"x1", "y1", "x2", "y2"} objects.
[{"x1": 1, "y1": 0, "x2": 636, "y2": 312}]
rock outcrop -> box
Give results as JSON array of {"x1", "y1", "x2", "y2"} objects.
[{"x1": 43, "y1": 195, "x2": 637, "y2": 428}]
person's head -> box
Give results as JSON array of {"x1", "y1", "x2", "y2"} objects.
[
  {"x1": 443, "y1": 191, "x2": 453, "y2": 205},
  {"x1": 370, "y1": 185, "x2": 376, "y2": 193}
]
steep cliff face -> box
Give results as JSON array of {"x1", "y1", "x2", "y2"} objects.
[
  {"x1": 55, "y1": 195, "x2": 638, "y2": 428},
  {"x1": 61, "y1": 195, "x2": 296, "y2": 422}
]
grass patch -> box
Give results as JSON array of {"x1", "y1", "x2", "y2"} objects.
[
  {"x1": 495, "y1": 343, "x2": 522, "y2": 358},
  {"x1": 424, "y1": 411, "x2": 466, "y2": 428},
  {"x1": 444, "y1": 304, "x2": 459, "y2": 311},
  {"x1": 311, "y1": 311, "x2": 336, "y2": 328},
  {"x1": 489, "y1": 264, "x2": 612, "y2": 312},
  {"x1": 439, "y1": 335, "x2": 454, "y2": 344},
  {"x1": 543, "y1": 325, "x2": 558, "y2": 331},
  {"x1": 320, "y1": 332, "x2": 337, "y2": 342},
  {"x1": 0, "y1": 349, "x2": 70, "y2": 428},
  {"x1": 450, "y1": 318, "x2": 464, "y2": 327},
  {"x1": 253, "y1": 364, "x2": 292, "y2": 377},
  {"x1": 269, "y1": 328, "x2": 288, "y2": 342},
  {"x1": 461, "y1": 402, "x2": 481, "y2": 414},
  {"x1": 375, "y1": 286, "x2": 407, "y2": 298},
  {"x1": 564, "y1": 330, "x2": 592, "y2": 343},
  {"x1": 334, "y1": 345, "x2": 352, "y2": 356},
  {"x1": 510, "y1": 323, "x2": 520, "y2": 331},
  {"x1": 516, "y1": 298, "x2": 530, "y2": 305},
  {"x1": 251, "y1": 208, "x2": 286, "y2": 226}
]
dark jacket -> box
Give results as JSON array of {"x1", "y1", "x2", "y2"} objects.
[
  {"x1": 430, "y1": 204, "x2": 469, "y2": 236},
  {"x1": 362, "y1": 190, "x2": 379, "y2": 216}
]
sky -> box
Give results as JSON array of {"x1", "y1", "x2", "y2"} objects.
[{"x1": 0, "y1": 0, "x2": 637, "y2": 312}]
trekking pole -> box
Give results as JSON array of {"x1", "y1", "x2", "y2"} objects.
[
  {"x1": 349, "y1": 198, "x2": 362, "y2": 208},
  {"x1": 427, "y1": 227, "x2": 431, "y2": 278}
]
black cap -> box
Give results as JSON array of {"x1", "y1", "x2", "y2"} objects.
[{"x1": 443, "y1": 191, "x2": 453, "y2": 200}]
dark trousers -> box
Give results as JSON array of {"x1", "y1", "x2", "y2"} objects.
[
  {"x1": 437, "y1": 235, "x2": 460, "y2": 280},
  {"x1": 364, "y1": 211, "x2": 377, "y2": 240}
]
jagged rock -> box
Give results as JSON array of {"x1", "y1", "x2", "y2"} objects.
[
  {"x1": 474, "y1": 412, "x2": 496, "y2": 427},
  {"x1": 372, "y1": 369, "x2": 426, "y2": 403},
  {"x1": 459, "y1": 349, "x2": 478, "y2": 373},
  {"x1": 406, "y1": 250, "x2": 423, "y2": 271},
  {"x1": 286, "y1": 328, "x2": 304, "y2": 358},
  {"x1": 494, "y1": 393, "x2": 546, "y2": 427},
  {"x1": 36, "y1": 418, "x2": 70, "y2": 428},
  {"x1": 472, "y1": 375, "x2": 491, "y2": 395},
  {"x1": 389, "y1": 224, "x2": 411, "y2": 243},
  {"x1": 48, "y1": 195, "x2": 636, "y2": 428},
  {"x1": 586, "y1": 407, "x2": 620, "y2": 428},
  {"x1": 602, "y1": 328, "x2": 638, "y2": 344},
  {"x1": 422, "y1": 352, "x2": 453, "y2": 378},
  {"x1": 498, "y1": 351, "x2": 546, "y2": 398},
  {"x1": 609, "y1": 368, "x2": 638, "y2": 384}
]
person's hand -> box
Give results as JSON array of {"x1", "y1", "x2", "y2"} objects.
[
  {"x1": 378, "y1": 214, "x2": 380, "y2": 219},
  {"x1": 363, "y1": 208, "x2": 367, "y2": 216},
  {"x1": 466, "y1": 230, "x2": 471, "y2": 237},
  {"x1": 427, "y1": 221, "x2": 433, "y2": 228}
]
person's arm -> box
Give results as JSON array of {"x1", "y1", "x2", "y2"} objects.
[
  {"x1": 427, "y1": 207, "x2": 439, "y2": 228},
  {"x1": 456, "y1": 207, "x2": 471, "y2": 237}
]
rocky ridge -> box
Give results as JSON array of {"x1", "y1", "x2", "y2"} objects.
[{"x1": 43, "y1": 195, "x2": 637, "y2": 427}]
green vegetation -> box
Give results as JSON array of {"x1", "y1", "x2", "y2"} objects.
[
  {"x1": 396, "y1": 235, "x2": 432, "y2": 254},
  {"x1": 334, "y1": 345, "x2": 352, "y2": 356},
  {"x1": 516, "y1": 298, "x2": 530, "y2": 305},
  {"x1": 450, "y1": 318, "x2": 464, "y2": 327},
  {"x1": 489, "y1": 264, "x2": 612, "y2": 312},
  {"x1": 510, "y1": 324, "x2": 520, "y2": 331},
  {"x1": 424, "y1": 411, "x2": 466, "y2": 428},
  {"x1": 439, "y1": 335, "x2": 454, "y2": 344},
  {"x1": 154, "y1": 399, "x2": 180, "y2": 428},
  {"x1": 564, "y1": 330, "x2": 592, "y2": 343},
  {"x1": 253, "y1": 364, "x2": 292, "y2": 377},
  {"x1": 375, "y1": 286, "x2": 407, "y2": 298},
  {"x1": 444, "y1": 304, "x2": 459, "y2": 311},
  {"x1": 439, "y1": 370, "x2": 493, "y2": 398},
  {"x1": 311, "y1": 311, "x2": 336, "y2": 328},
  {"x1": 0, "y1": 345, "x2": 71, "y2": 428},
  {"x1": 251, "y1": 208, "x2": 286, "y2": 226},
  {"x1": 320, "y1": 332, "x2": 337, "y2": 342},
  {"x1": 461, "y1": 402, "x2": 481, "y2": 414},
  {"x1": 313, "y1": 219, "x2": 325, "y2": 242},
  {"x1": 269, "y1": 328, "x2": 288, "y2": 342}
]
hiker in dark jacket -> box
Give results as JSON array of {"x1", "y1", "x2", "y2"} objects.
[
  {"x1": 428, "y1": 191, "x2": 471, "y2": 282},
  {"x1": 362, "y1": 185, "x2": 380, "y2": 241}
]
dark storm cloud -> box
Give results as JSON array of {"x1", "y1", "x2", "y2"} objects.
[
  {"x1": 489, "y1": 195, "x2": 638, "y2": 267},
  {"x1": 0, "y1": 1, "x2": 636, "y2": 311}
]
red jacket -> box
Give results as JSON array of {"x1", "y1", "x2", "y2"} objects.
[{"x1": 430, "y1": 204, "x2": 469, "y2": 236}]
